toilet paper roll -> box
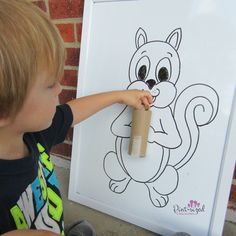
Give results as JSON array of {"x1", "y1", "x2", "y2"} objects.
[{"x1": 128, "y1": 108, "x2": 152, "y2": 157}]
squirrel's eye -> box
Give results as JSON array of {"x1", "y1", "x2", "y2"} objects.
[
  {"x1": 138, "y1": 65, "x2": 147, "y2": 80},
  {"x1": 158, "y1": 67, "x2": 169, "y2": 81},
  {"x1": 156, "y1": 58, "x2": 171, "y2": 82},
  {"x1": 135, "y1": 56, "x2": 150, "y2": 81}
]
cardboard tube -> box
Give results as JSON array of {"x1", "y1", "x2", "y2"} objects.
[{"x1": 128, "y1": 108, "x2": 152, "y2": 157}]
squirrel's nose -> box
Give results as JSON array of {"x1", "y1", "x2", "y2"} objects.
[{"x1": 146, "y1": 79, "x2": 156, "y2": 90}]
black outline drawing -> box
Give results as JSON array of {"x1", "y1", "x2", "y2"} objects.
[{"x1": 103, "y1": 27, "x2": 219, "y2": 208}]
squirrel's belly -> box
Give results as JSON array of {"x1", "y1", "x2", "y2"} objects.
[{"x1": 118, "y1": 138, "x2": 167, "y2": 182}]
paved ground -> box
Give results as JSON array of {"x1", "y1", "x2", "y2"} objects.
[{"x1": 55, "y1": 166, "x2": 236, "y2": 236}]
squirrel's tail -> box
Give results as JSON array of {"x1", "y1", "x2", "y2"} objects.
[{"x1": 170, "y1": 84, "x2": 219, "y2": 169}]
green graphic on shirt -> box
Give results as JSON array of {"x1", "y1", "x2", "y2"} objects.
[
  {"x1": 48, "y1": 187, "x2": 63, "y2": 221},
  {"x1": 10, "y1": 205, "x2": 28, "y2": 230},
  {"x1": 37, "y1": 143, "x2": 45, "y2": 153},
  {"x1": 38, "y1": 166, "x2": 47, "y2": 201},
  {"x1": 37, "y1": 143, "x2": 53, "y2": 171},
  {"x1": 9, "y1": 142, "x2": 64, "y2": 235}
]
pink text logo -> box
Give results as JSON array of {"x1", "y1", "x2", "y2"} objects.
[{"x1": 173, "y1": 200, "x2": 205, "y2": 215}]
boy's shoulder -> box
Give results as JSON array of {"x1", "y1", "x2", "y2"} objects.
[{"x1": 33, "y1": 104, "x2": 73, "y2": 151}]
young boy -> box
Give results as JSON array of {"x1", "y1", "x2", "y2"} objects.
[{"x1": 0, "y1": 0, "x2": 152, "y2": 236}]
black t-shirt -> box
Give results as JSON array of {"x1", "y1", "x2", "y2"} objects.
[{"x1": 0, "y1": 104, "x2": 73, "y2": 235}]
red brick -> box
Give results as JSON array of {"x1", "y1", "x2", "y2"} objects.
[
  {"x1": 56, "y1": 23, "x2": 75, "y2": 42},
  {"x1": 76, "y1": 23, "x2": 82, "y2": 42},
  {"x1": 51, "y1": 142, "x2": 72, "y2": 158},
  {"x1": 49, "y1": 0, "x2": 84, "y2": 19},
  {"x1": 229, "y1": 184, "x2": 236, "y2": 203},
  {"x1": 33, "y1": 0, "x2": 47, "y2": 12},
  {"x1": 59, "y1": 89, "x2": 76, "y2": 104},
  {"x1": 65, "y1": 48, "x2": 80, "y2": 66},
  {"x1": 61, "y1": 70, "x2": 78, "y2": 87}
]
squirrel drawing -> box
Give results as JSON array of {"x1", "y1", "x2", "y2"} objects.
[{"x1": 103, "y1": 28, "x2": 219, "y2": 207}]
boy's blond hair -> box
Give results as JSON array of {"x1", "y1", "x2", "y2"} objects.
[{"x1": 0, "y1": 0, "x2": 65, "y2": 119}]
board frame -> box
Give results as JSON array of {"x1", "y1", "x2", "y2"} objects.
[{"x1": 68, "y1": 1, "x2": 236, "y2": 235}]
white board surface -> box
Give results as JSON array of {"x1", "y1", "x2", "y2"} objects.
[{"x1": 69, "y1": 1, "x2": 236, "y2": 235}]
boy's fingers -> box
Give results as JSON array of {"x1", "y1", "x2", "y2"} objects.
[
  {"x1": 143, "y1": 90, "x2": 153, "y2": 104},
  {"x1": 141, "y1": 91, "x2": 153, "y2": 107},
  {"x1": 141, "y1": 97, "x2": 150, "y2": 110},
  {"x1": 137, "y1": 104, "x2": 145, "y2": 110},
  {"x1": 148, "y1": 94, "x2": 153, "y2": 103}
]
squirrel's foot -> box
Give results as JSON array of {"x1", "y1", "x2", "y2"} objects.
[
  {"x1": 109, "y1": 177, "x2": 131, "y2": 193},
  {"x1": 145, "y1": 183, "x2": 169, "y2": 207}
]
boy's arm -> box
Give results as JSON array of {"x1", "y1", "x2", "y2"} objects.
[
  {"x1": 1, "y1": 229, "x2": 60, "y2": 236},
  {"x1": 67, "y1": 89, "x2": 152, "y2": 127}
]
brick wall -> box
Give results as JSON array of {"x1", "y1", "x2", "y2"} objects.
[{"x1": 32, "y1": 0, "x2": 236, "y2": 212}]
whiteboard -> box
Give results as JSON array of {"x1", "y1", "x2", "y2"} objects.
[{"x1": 68, "y1": 1, "x2": 236, "y2": 235}]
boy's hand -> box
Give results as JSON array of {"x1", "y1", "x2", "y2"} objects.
[
  {"x1": 68, "y1": 89, "x2": 153, "y2": 126},
  {"x1": 119, "y1": 89, "x2": 153, "y2": 110}
]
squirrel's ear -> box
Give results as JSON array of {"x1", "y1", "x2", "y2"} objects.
[
  {"x1": 166, "y1": 28, "x2": 182, "y2": 51},
  {"x1": 135, "y1": 28, "x2": 148, "y2": 49}
]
